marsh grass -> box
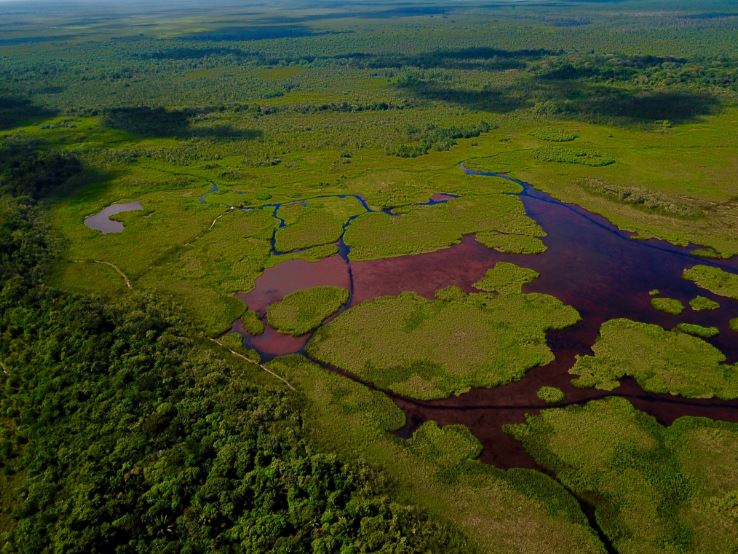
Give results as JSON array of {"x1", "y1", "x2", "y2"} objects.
[
  {"x1": 275, "y1": 197, "x2": 367, "y2": 252},
  {"x1": 675, "y1": 323, "x2": 719, "y2": 339},
  {"x1": 272, "y1": 355, "x2": 604, "y2": 553},
  {"x1": 683, "y1": 265, "x2": 738, "y2": 300},
  {"x1": 307, "y1": 289, "x2": 579, "y2": 399},
  {"x1": 473, "y1": 262, "x2": 539, "y2": 294},
  {"x1": 689, "y1": 295, "x2": 720, "y2": 311},
  {"x1": 571, "y1": 318, "x2": 738, "y2": 399},
  {"x1": 240, "y1": 310, "x2": 265, "y2": 335},
  {"x1": 510, "y1": 397, "x2": 738, "y2": 553},
  {"x1": 537, "y1": 386, "x2": 565, "y2": 403},
  {"x1": 266, "y1": 286, "x2": 349, "y2": 335},
  {"x1": 344, "y1": 195, "x2": 545, "y2": 260},
  {"x1": 650, "y1": 296, "x2": 684, "y2": 315}
]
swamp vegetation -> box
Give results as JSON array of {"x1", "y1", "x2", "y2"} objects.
[{"x1": 2, "y1": 0, "x2": 738, "y2": 551}]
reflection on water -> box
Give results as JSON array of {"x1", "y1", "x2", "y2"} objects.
[{"x1": 84, "y1": 200, "x2": 143, "y2": 234}]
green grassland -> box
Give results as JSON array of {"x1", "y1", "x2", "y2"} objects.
[
  {"x1": 509, "y1": 397, "x2": 738, "y2": 554},
  {"x1": 571, "y1": 318, "x2": 738, "y2": 399},
  {"x1": 465, "y1": 109, "x2": 738, "y2": 257},
  {"x1": 266, "y1": 286, "x2": 349, "y2": 335},
  {"x1": 307, "y1": 288, "x2": 579, "y2": 399},
  {"x1": 683, "y1": 265, "x2": 738, "y2": 300},
  {"x1": 275, "y1": 197, "x2": 366, "y2": 252},
  {"x1": 3, "y1": 0, "x2": 738, "y2": 312},
  {"x1": 271, "y1": 355, "x2": 605, "y2": 553},
  {"x1": 135, "y1": 208, "x2": 275, "y2": 335},
  {"x1": 5, "y1": 44, "x2": 737, "y2": 333}
]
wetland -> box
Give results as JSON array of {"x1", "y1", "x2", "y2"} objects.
[{"x1": 5, "y1": 1, "x2": 738, "y2": 550}]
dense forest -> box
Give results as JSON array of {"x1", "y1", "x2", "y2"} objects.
[{"x1": 0, "y1": 140, "x2": 470, "y2": 551}]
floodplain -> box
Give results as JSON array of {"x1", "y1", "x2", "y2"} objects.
[{"x1": 2, "y1": 0, "x2": 738, "y2": 551}]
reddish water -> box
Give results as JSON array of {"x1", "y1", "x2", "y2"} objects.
[
  {"x1": 231, "y1": 318, "x2": 311, "y2": 357},
  {"x1": 428, "y1": 192, "x2": 460, "y2": 202},
  {"x1": 231, "y1": 171, "x2": 738, "y2": 468},
  {"x1": 237, "y1": 255, "x2": 350, "y2": 313}
]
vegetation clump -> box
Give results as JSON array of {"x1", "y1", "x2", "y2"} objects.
[
  {"x1": 570, "y1": 318, "x2": 738, "y2": 399},
  {"x1": 307, "y1": 289, "x2": 579, "y2": 400},
  {"x1": 240, "y1": 308, "x2": 265, "y2": 334},
  {"x1": 731, "y1": 318, "x2": 738, "y2": 333},
  {"x1": 266, "y1": 286, "x2": 349, "y2": 335},
  {"x1": 537, "y1": 386, "x2": 565, "y2": 403},
  {"x1": 532, "y1": 147, "x2": 614, "y2": 167},
  {"x1": 650, "y1": 296, "x2": 684, "y2": 315},
  {"x1": 476, "y1": 231, "x2": 547, "y2": 254},
  {"x1": 683, "y1": 265, "x2": 738, "y2": 300},
  {"x1": 509, "y1": 398, "x2": 738, "y2": 553},
  {"x1": 387, "y1": 121, "x2": 494, "y2": 158},
  {"x1": 407, "y1": 422, "x2": 483, "y2": 469},
  {"x1": 473, "y1": 262, "x2": 539, "y2": 294},
  {"x1": 689, "y1": 295, "x2": 720, "y2": 311},
  {"x1": 582, "y1": 179, "x2": 701, "y2": 218},
  {"x1": 675, "y1": 323, "x2": 719, "y2": 338},
  {"x1": 529, "y1": 127, "x2": 578, "y2": 142}
]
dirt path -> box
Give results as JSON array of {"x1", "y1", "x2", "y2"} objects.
[
  {"x1": 208, "y1": 337, "x2": 296, "y2": 391},
  {"x1": 74, "y1": 259, "x2": 132, "y2": 289}
]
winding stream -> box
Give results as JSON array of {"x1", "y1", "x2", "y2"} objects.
[{"x1": 231, "y1": 164, "x2": 738, "y2": 468}]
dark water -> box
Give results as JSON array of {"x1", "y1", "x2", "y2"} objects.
[
  {"x1": 198, "y1": 182, "x2": 219, "y2": 204},
  {"x1": 231, "y1": 165, "x2": 738, "y2": 467},
  {"x1": 84, "y1": 200, "x2": 143, "y2": 233}
]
